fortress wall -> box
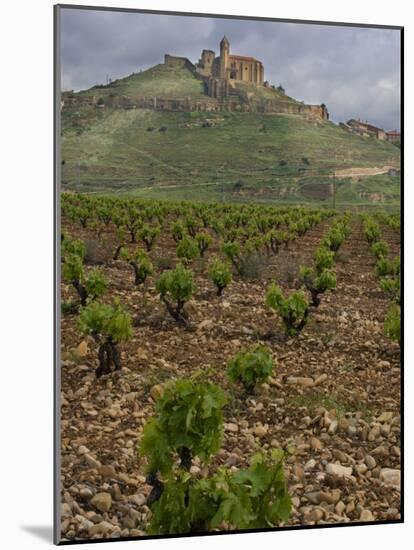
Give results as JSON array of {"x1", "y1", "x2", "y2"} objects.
[
  {"x1": 164, "y1": 54, "x2": 197, "y2": 74},
  {"x1": 61, "y1": 93, "x2": 328, "y2": 120}
]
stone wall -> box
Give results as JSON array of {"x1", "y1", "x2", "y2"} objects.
[
  {"x1": 164, "y1": 55, "x2": 197, "y2": 74},
  {"x1": 61, "y1": 91, "x2": 329, "y2": 120}
]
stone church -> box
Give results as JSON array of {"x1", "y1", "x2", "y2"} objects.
[{"x1": 197, "y1": 36, "x2": 265, "y2": 85}]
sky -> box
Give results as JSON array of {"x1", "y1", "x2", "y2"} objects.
[{"x1": 60, "y1": 8, "x2": 401, "y2": 130}]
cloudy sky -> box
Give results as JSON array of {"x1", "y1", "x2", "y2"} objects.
[{"x1": 60, "y1": 7, "x2": 401, "y2": 130}]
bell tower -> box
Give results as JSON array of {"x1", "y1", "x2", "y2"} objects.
[{"x1": 219, "y1": 35, "x2": 230, "y2": 79}]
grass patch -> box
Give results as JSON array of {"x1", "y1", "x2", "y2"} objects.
[{"x1": 291, "y1": 392, "x2": 372, "y2": 422}]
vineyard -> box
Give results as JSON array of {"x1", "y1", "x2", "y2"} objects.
[{"x1": 60, "y1": 193, "x2": 401, "y2": 541}]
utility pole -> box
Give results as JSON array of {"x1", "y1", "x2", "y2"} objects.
[{"x1": 332, "y1": 169, "x2": 336, "y2": 210}]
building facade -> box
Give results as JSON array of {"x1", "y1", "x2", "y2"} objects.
[{"x1": 197, "y1": 36, "x2": 264, "y2": 85}]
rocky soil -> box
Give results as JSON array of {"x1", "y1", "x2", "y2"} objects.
[{"x1": 60, "y1": 216, "x2": 401, "y2": 541}]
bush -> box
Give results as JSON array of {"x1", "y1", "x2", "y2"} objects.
[
  {"x1": 62, "y1": 254, "x2": 107, "y2": 306},
  {"x1": 380, "y1": 277, "x2": 400, "y2": 304},
  {"x1": 141, "y1": 378, "x2": 228, "y2": 475},
  {"x1": 61, "y1": 236, "x2": 86, "y2": 259},
  {"x1": 172, "y1": 220, "x2": 185, "y2": 243},
  {"x1": 314, "y1": 246, "x2": 334, "y2": 272},
  {"x1": 148, "y1": 449, "x2": 291, "y2": 535},
  {"x1": 176, "y1": 237, "x2": 199, "y2": 264},
  {"x1": 239, "y1": 252, "x2": 266, "y2": 280},
  {"x1": 156, "y1": 264, "x2": 196, "y2": 324},
  {"x1": 384, "y1": 304, "x2": 401, "y2": 344},
  {"x1": 185, "y1": 217, "x2": 198, "y2": 238},
  {"x1": 299, "y1": 266, "x2": 336, "y2": 307},
  {"x1": 138, "y1": 224, "x2": 160, "y2": 251},
  {"x1": 78, "y1": 300, "x2": 132, "y2": 377},
  {"x1": 265, "y1": 283, "x2": 309, "y2": 336},
  {"x1": 375, "y1": 255, "x2": 400, "y2": 278},
  {"x1": 222, "y1": 241, "x2": 266, "y2": 279},
  {"x1": 83, "y1": 238, "x2": 103, "y2": 264},
  {"x1": 264, "y1": 230, "x2": 289, "y2": 254},
  {"x1": 121, "y1": 248, "x2": 154, "y2": 285},
  {"x1": 227, "y1": 345, "x2": 274, "y2": 392},
  {"x1": 222, "y1": 241, "x2": 242, "y2": 274},
  {"x1": 209, "y1": 259, "x2": 232, "y2": 296},
  {"x1": 363, "y1": 219, "x2": 381, "y2": 244},
  {"x1": 321, "y1": 227, "x2": 345, "y2": 252},
  {"x1": 195, "y1": 232, "x2": 212, "y2": 257},
  {"x1": 371, "y1": 241, "x2": 390, "y2": 259}
]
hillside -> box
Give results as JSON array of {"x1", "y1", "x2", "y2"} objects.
[
  {"x1": 61, "y1": 64, "x2": 400, "y2": 208},
  {"x1": 77, "y1": 63, "x2": 206, "y2": 100}
]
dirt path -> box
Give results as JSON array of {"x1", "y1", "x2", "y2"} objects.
[{"x1": 334, "y1": 166, "x2": 396, "y2": 178}]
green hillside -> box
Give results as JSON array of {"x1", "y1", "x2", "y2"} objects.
[
  {"x1": 77, "y1": 64, "x2": 206, "y2": 100},
  {"x1": 61, "y1": 64, "x2": 400, "y2": 208}
]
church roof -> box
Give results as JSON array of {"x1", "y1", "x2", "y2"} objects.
[{"x1": 229, "y1": 54, "x2": 262, "y2": 63}]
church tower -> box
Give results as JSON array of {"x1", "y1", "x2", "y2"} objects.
[{"x1": 219, "y1": 35, "x2": 230, "y2": 79}]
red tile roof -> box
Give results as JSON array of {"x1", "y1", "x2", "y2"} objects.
[{"x1": 229, "y1": 54, "x2": 262, "y2": 63}]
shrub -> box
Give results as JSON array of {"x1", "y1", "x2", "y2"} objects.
[
  {"x1": 209, "y1": 259, "x2": 232, "y2": 296},
  {"x1": 84, "y1": 269, "x2": 108, "y2": 301},
  {"x1": 299, "y1": 266, "x2": 336, "y2": 307},
  {"x1": 264, "y1": 230, "x2": 289, "y2": 254},
  {"x1": 138, "y1": 224, "x2": 160, "y2": 251},
  {"x1": 227, "y1": 345, "x2": 274, "y2": 392},
  {"x1": 62, "y1": 254, "x2": 107, "y2": 306},
  {"x1": 222, "y1": 241, "x2": 242, "y2": 274},
  {"x1": 321, "y1": 227, "x2": 345, "y2": 252},
  {"x1": 265, "y1": 283, "x2": 309, "y2": 336},
  {"x1": 78, "y1": 300, "x2": 133, "y2": 377},
  {"x1": 147, "y1": 449, "x2": 291, "y2": 535},
  {"x1": 195, "y1": 232, "x2": 212, "y2": 257},
  {"x1": 363, "y1": 220, "x2": 381, "y2": 244},
  {"x1": 380, "y1": 277, "x2": 400, "y2": 304},
  {"x1": 176, "y1": 237, "x2": 199, "y2": 263},
  {"x1": 84, "y1": 237, "x2": 105, "y2": 264},
  {"x1": 371, "y1": 241, "x2": 390, "y2": 259},
  {"x1": 239, "y1": 252, "x2": 266, "y2": 280},
  {"x1": 121, "y1": 248, "x2": 154, "y2": 285},
  {"x1": 222, "y1": 241, "x2": 266, "y2": 279},
  {"x1": 61, "y1": 236, "x2": 86, "y2": 259},
  {"x1": 156, "y1": 264, "x2": 196, "y2": 324},
  {"x1": 140, "y1": 378, "x2": 228, "y2": 475},
  {"x1": 375, "y1": 255, "x2": 400, "y2": 278},
  {"x1": 185, "y1": 217, "x2": 198, "y2": 238},
  {"x1": 172, "y1": 220, "x2": 185, "y2": 243},
  {"x1": 384, "y1": 304, "x2": 401, "y2": 344},
  {"x1": 314, "y1": 246, "x2": 334, "y2": 272}
]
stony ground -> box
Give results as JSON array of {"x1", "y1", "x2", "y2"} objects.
[{"x1": 60, "y1": 215, "x2": 401, "y2": 541}]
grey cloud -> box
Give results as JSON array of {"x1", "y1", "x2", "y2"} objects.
[{"x1": 60, "y1": 8, "x2": 400, "y2": 130}]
